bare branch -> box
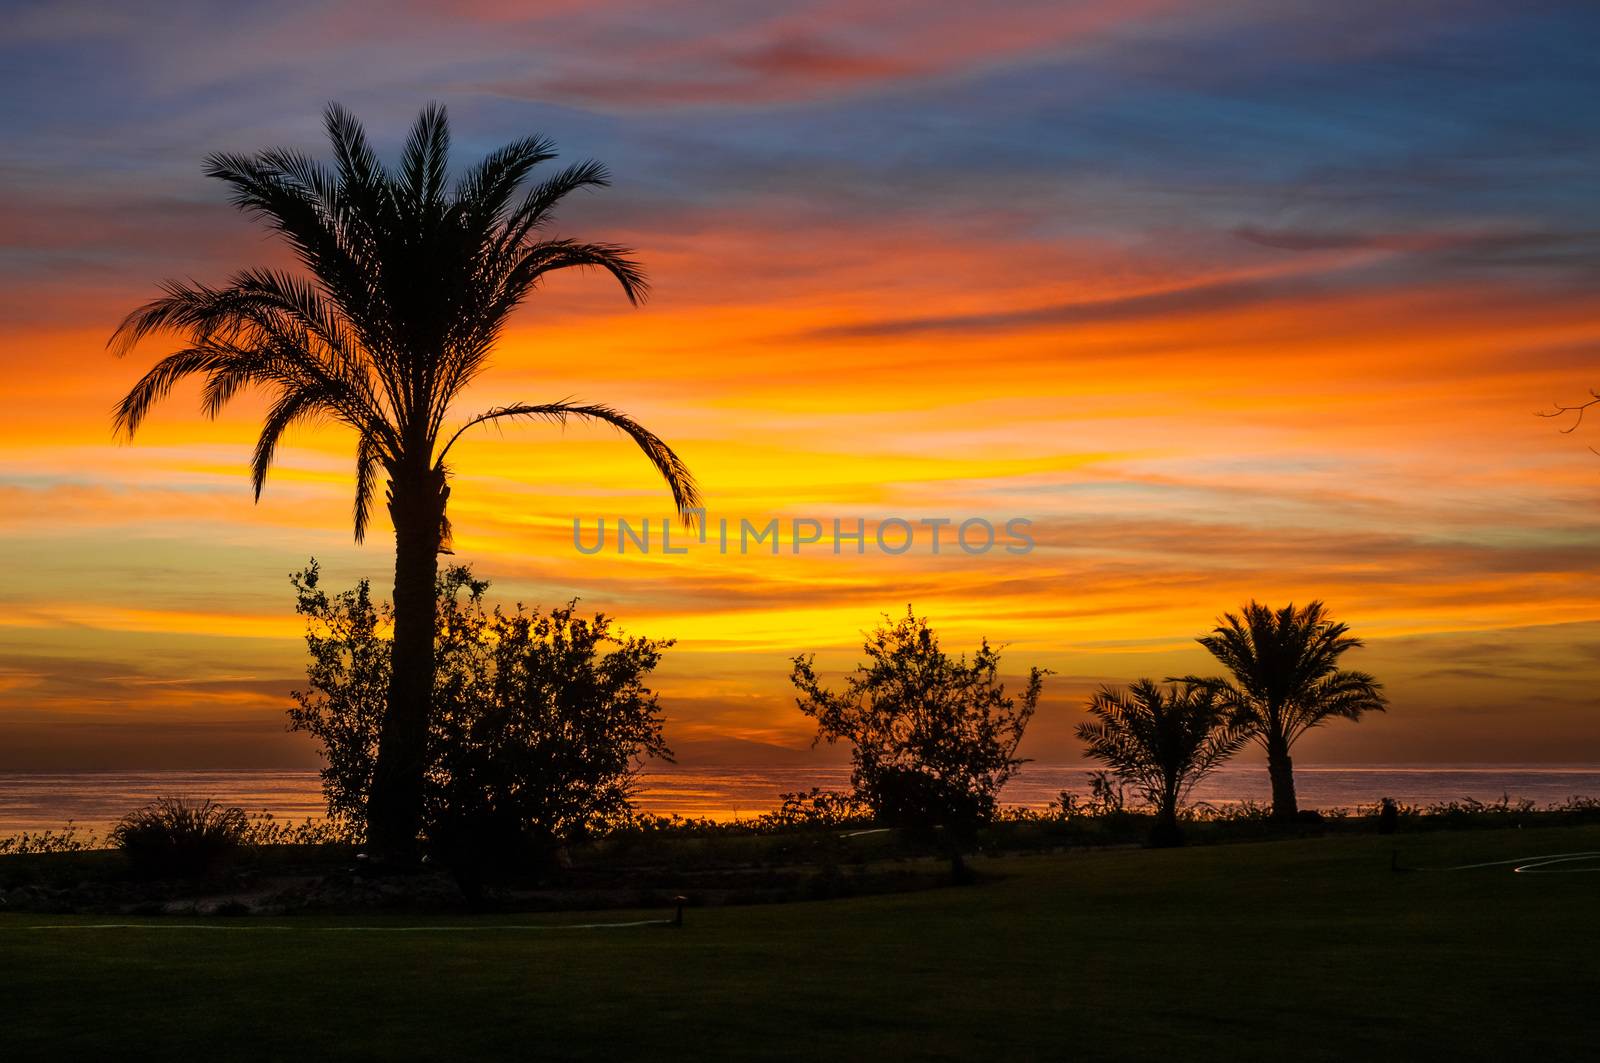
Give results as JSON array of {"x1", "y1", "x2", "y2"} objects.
[{"x1": 1538, "y1": 388, "x2": 1600, "y2": 434}]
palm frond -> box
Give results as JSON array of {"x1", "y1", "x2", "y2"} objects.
[
  {"x1": 1194, "y1": 600, "x2": 1383, "y2": 752},
  {"x1": 505, "y1": 238, "x2": 649, "y2": 306},
  {"x1": 500, "y1": 159, "x2": 613, "y2": 249},
  {"x1": 112, "y1": 278, "x2": 393, "y2": 456},
  {"x1": 112, "y1": 103, "x2": 685, "y2": 545},
  {"x1": 323, "y1": 102, "x2": 385, "y2": 196},
  {"x1": 113, "y1": 346, "x2": 237, "y2": 437},
  {"x1": 1077, "y1": 679, "x2": 1242, "y2": 812},
  {"x1": 352, "y1": 432, "x2": 384, "y2": 544},
  {"x1": 452, "y1": 135, "x2": 559, "y2": 238},
  {"x1": 251, "y1": 389, "x2": 323, "y2": 499},
  {"x1": 439, "y1": 401, "x2": 699, "y2": 520},
  {"x1": 400, "y1": 101, "x2": 450, "y2": 213}
]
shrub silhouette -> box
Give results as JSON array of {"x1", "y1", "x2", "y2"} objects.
[
  {"x1": 289, "y1": 561, "x2": 671, "y2": 872},
  {"x1": 791, "y1": 607, "x2": 1045, "y2": 879},
  {"x1": 760, "y1": 789, "x2": 872, "y2": 829},
  {"x1": 110, "y1": 797, "x2": 249, "y2": 879}
]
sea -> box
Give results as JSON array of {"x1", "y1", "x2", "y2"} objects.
[{"x1": 3, "y1": 765, "x2": 1599, "y2": 838}]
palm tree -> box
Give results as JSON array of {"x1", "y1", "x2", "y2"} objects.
[
  {"x1": 1177, "y1": 601, "x2": 1386, "y2": 821},
  {"x1": 110, "y1": 103, "x2": 699, "y2": 859},
  {"x1": 1076, "y1": 679, "x2": 1245, "y2": 846}
]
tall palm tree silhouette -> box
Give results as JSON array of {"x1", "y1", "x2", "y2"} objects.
[
  {"x1": 111, "y1": 103, "x2": 699, "y2": 858},
  {"x1": 1177, "y1": 601, "x2": 1385, "y2": 821}
]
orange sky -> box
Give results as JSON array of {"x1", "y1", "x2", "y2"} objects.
[{"x1": 2, "y1": 1, "x2": 1599, "y2": 769}]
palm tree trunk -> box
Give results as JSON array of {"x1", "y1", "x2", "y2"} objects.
[
  {"x1": 365, "y1": 468, "x2": 448, "y2": 861},
  {"x1": 1266, "y1": 735, "x2": 1298, "y2": 821},
  {"x1": 1151, "y1": 793, "x2": 1183, "y2": 847}
]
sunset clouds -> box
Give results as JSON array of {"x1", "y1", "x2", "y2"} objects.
[{"x1": 2, "y1": 1, "x2": 1599, "y2": 768}]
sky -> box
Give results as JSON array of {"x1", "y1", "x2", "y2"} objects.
[{"x1": 2, "y1": 0, "x2": 1599, "y2": 771}]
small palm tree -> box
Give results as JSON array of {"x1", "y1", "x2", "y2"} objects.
[
  {"x1": 1177, "y1": 601, "x2": 1386, "y2": 821},
  {"x1": 1077, "y1": 679, "x2": 1245, "y2": 846},
  {"x1": 110, "y1": 103, "x2": 699, "y2": 858}
]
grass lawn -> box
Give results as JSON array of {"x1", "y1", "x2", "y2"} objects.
[{"x1": 3, "y1": 825, "x2": 1597, "y2": 1061}]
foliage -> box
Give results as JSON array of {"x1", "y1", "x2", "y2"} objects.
[
  {"x1": 1076, "y1": 679, "x2": 1247, "y2": 845},
  {"x1": 430, "y1": 576, "x2": 673, "y2": 866},
  {"x1": 1085, "y1": 771, "x2": 1127, "y2": 814},
  {"x1": 288, "y1": 563, "x2": 391, "y2": 824},
  {"x1": 0, "y1": 825, "x2": 100, "y2": 856},
  {"x1": 109, "y1": 102, "x2": 699, "y2": 856},
  {"x1": 1175, "y1": 600, "x2": 1386, "y2": 819},
  {"x1": 790, "y1": 608, "x2": 1045, "y2": 863},
  {"x1": 242, "y1": 814, "x2": 361, "y2": 848},
  {"x1": 289, "y1": 561, "x2": 672, "y2": 863},
  {"x1": 109, "y1": 797, "x2": 250, "y2": 878},
  {"x1": 1185, "y1": 601, "x2": 1387, "y2": 745},
  {"x1": 108, "y1": 102, "x2": 696, "y2": 544},
  {"x1": 1185, "y1": 800, "x2": 1274, "y2": 824},
  {"x1": 757, "y1": 789, "x2": 873, "y2": 830}
]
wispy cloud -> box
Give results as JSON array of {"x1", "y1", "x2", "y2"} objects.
[{"x1": 3, "y1": 0, "x2": 1600, "y2": 765}]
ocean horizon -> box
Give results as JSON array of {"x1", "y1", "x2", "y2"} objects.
[{"x1": 4, "y1": 763, "x2": 1599, "y2": 838}]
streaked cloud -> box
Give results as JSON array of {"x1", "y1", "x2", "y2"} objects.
[{"x1": 2, "y1": 0, "x2": 1599, "y2": 767}]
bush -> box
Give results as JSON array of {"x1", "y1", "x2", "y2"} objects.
[
  {"x1": 757, "y1": 789, "x2": 872, "y2": 830},
  {"x1": 0, "y1": 825, "x2": 99, "y2": 856},
  {"x1": 430, "y1": 591, "x2": 672, "y2": 872},
  {"x1": 242, "y1": 814, "x2": 360, "y2": 848},
  {"x1": 109, "y1": 797, "x2": 249, "y2": 878},
  {"x1": 791, "y1": 608, "x2": 1045, "y2": 878},
  {"x1": 289, "y1": 561, "x2": 672, "y2": 868}
]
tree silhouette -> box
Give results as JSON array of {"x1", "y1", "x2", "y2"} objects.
[
  {"x1": 1076, "y1": 679, "x2": 1245, "y2": 846},
  {"x1": 1175, "y1": 601, "x2": 1385, "y2": 821},
  {"x1": 791, "y1": 608, "x2": 1045, "y2": 879},
  {"x1": 287, "y1": 562, "x2": 672, "y2": 878},
  {"x1": 110, "y1": 103, "x2": 698, "y2": 859}
]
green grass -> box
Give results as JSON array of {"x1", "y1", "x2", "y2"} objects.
[{"x1": 4, "y1": 826, "x2": 1597, "y2": 1061}]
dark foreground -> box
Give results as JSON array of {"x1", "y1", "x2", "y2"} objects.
[{"x1": 3, "y1": 826, "x2": 1597, "y2": 1061}]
